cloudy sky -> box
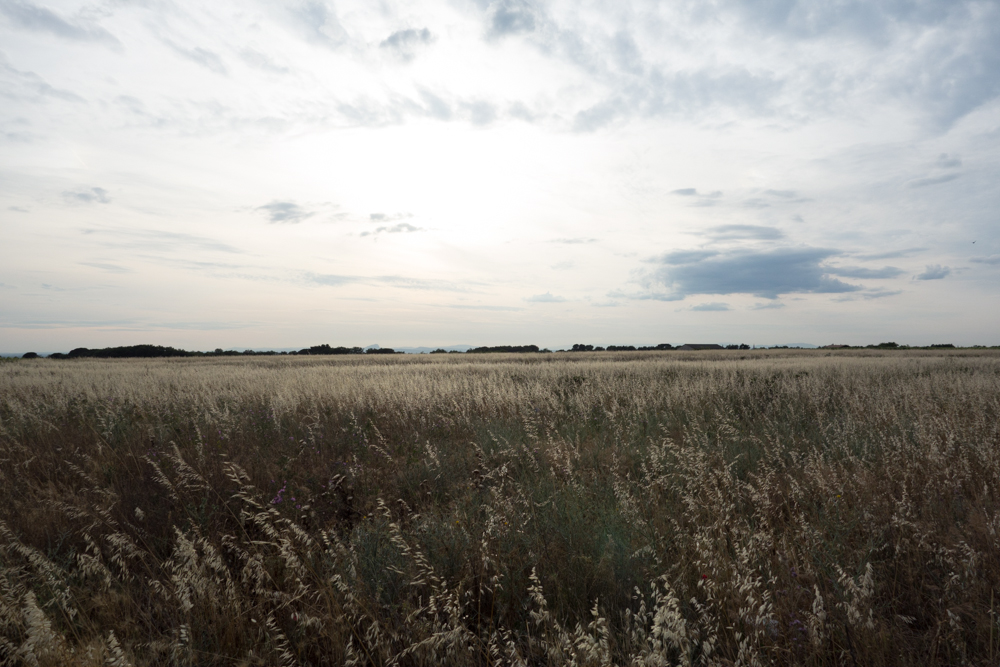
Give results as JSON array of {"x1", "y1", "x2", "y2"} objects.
[{"x1": 2, "y1": 0, "x2": 999, "y2": 351}]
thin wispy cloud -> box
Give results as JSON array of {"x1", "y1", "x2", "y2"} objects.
[
  {"x1": 239, "y1": 48, "x2": 290, "y2": 75},
  {"x1": 369, "y1": 212, "x2": 412, "y2": 222},
  {"x1": 80, "y1": 262, "x2": 131, "y2": 273},
  {"x1": 0, "y1": 0, "x2": 120, "y2": 47},
  {"x1": 824, "y1": 265, "x2": 904, "y2": 279},
  {"x1": 305, "y1": 273, "x2": 466, "y2": 292},
  {"x1": 907, "y1": 174, "x2": 961, "y2": 189},
  {"x1": 703, "y1": 225, "x2": 784, "y2": 241},
  {"x1": 856, "y1": 248, "x2": 927, "y2": 260},
  {"x1": 551, "y1": 238, "x2": 597, "y2": 244},
  {"x1": 448, "y1": 304, "x2": 523, "y2": 311},
  {"x1": 81, "y1": 228, "x2": 244, "y2": 254},
  {"x1": 163, "y1": 40, "x2": 227, "y2": 75},
  {"x1": 690, "y1": 302, "x2": 730, "y2": 311},
  {"x1": 360, "y1": 223, "x2": 423, "y2": 237}
]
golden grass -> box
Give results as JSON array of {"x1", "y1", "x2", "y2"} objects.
[{"x1": 1, "y1": 349, "x2": 999, "y2": 665}]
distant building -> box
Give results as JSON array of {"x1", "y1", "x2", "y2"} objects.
[
  {"x1": 820, "y1": 344, "x2": 849, "y2": 349},
  {"x1": 677, "y1": 344, "x2": 725, "y2": 351}
]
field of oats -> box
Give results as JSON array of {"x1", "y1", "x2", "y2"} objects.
[{"x1": 1, "y1": 349, "x2": 999, "y2": 666}]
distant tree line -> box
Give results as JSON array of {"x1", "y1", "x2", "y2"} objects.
[
  {"x1": 47, "y1": 345, "x2": 198, "y2": 359},
  {"x1": 571, "y1": 344, "x2": 675, "y2": 352},
  {"x1": 18, "y1": 341, "x2": 981, "y2": 360},
  {"x1": 466, "y1": 345, "x2": 543, "y2": 354},
  {"x1": 38, "y1": 344, "x2": 403, "y2": 360}
]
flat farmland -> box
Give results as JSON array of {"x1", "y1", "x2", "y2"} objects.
[{"x1": 2, "y1": 350, "x2": 999, "y2": 666}]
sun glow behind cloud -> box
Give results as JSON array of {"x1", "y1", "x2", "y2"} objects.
[{"x1": 1, "y1": 0, "x2": 999, "y2": 350}]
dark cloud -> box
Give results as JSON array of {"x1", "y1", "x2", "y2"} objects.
[
  {"x1": 525, "y1": 292, "x2": 567, "y2": 303},
  {"x1": 764, "y1": 189, "x2": 797, "y2": 198},
  {"x1": 690, "y1": 302, "x2": 730, "y2": 311},
  {"x1": 7, "y1": 206, "x2": 28, "y2": 212},
  {"x1": 671, "y1": 188, "x2": 697, "y2": 196},
  {"x1": 907, "y1": 173, "x2": 960, "y2": 188},
  {"x1": 971, "y1": 255, "x2": 1000, "y2": 265},
  {"x1": 0, "y1": 1, "x2": 120, "y2": 47},
  {"x1": 490, "y1": 1, "x2": 536, "y2": 37},
  {"x1": 64, "y1": 187, "x2": 110, "y2": 204},
  {"x1": 753, "y1": 301, "x2": 786, "y2": 309},
  {"x1": 257, "y1": 201, "x2": 313, "y2": 224},
  {"x1": 705, "y1": 224, "x2": 784, "y2": 240},
  {"x1": 915, "y1": 264, "x2": 950, "y2": 280},
  {"x1": 824, "y1": 265, "x2": 904, "y2": 279},
  {"x1": 380, "y1": 28, "x2": 432, "y2": 61},
  {"x1": 644, "y1": 246, "x2": 862, "y2": 299}
]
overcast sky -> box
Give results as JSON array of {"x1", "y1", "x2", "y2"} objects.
[{"x1": 2, "y1": 0, "x2": 999, "y2": 351}]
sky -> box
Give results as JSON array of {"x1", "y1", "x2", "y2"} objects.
[{"x1": 1, "y1": 0, "x2": 999, "y2": 352}]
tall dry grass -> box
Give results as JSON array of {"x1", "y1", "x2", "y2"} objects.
[{"x1": 1, "y1": 349, "x2": 999, "y2": 665}]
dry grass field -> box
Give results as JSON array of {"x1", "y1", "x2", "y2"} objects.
[{"x1": 1, "y1": 349, "x2": 999, "y2": 666}]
